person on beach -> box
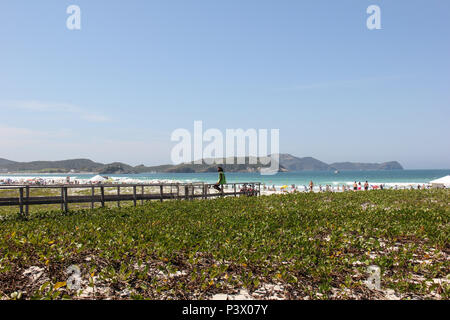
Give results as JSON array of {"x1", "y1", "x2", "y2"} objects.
[
  {"x1": 213, "y1": 167, "x2": 226, "y2": 192},
  {"x1": 309, "y1": 180, "x2": 314, "y2": 192},
  {"x1": 353, "y1": 181, "x2": 358, "y2": 191},
  {"x1": 364, "y1": 181, "x2": 369, "y2": 191}
]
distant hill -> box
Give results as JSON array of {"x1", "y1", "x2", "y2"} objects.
[
  {"x1": 329, "y1": 161, "x2": 403, "y2": 171},
  {"x1": 0, "y1": 158, "x2": 105, "y2": 173},
  {"x1": 0, "y1": 158, "x2": 16, "y2": 167},
  {"x1": 274, "y1": 154, "x2": 331, "y2": 171},
  {"x1": 161, "y1": 157, "x2": 288, "y2": 173},
  {"x1": 0, "y1": 154, "x2": 403, "y2": 174}
]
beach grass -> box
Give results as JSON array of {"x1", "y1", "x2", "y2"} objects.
[{"x1": 0, "y1": 189, "x2": 448, "y2": 300}]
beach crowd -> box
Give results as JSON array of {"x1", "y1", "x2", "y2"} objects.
[
  {"x1": 0, "y1": 177, "x2": 436, "y2": 194},
  {"x1": 263, "y1": 181, "x2": 432, "y2": 193}
]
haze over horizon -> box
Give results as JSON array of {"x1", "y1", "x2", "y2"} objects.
[
  {"x1": 1, "y1": 1, "x2": 449, "y2": 169},
  {"x1": 0, "y1": 154, "x2": 443, "y2": 171}
]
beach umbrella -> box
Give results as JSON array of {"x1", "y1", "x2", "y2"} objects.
[
  {"x1": 90, "y1": 175, "x2": 107, "y2": 182},
  {"x1": 430, "y1": 175, "x2": 450, "y2": 188}
]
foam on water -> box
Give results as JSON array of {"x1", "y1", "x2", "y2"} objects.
[{"x1": 1, "y1": 169, "x2": 449, "y2": 190}]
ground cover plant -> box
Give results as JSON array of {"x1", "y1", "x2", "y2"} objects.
[{"x1": 0, "y1": 189, "x2": 448, "y2": 300}]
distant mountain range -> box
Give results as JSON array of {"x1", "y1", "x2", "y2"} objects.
[{"x1": 0, "y1": 154, "x2": 403, "y2": 174}]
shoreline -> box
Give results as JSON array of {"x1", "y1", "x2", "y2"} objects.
[
  {"x1": 2, "y1": 169, "x2": 448, "y2": 192},
  {"x1": 0, "y1": 174, "x2": 436, "y2": 193}
]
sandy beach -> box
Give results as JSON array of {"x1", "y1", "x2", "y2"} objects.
[{"x1": 0, "y1": 174, "x2": 434, "y2": 195}]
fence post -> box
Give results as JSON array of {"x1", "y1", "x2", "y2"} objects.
[
  {"x1": 141, "y1": 186, "x2": 144, "y2": 205},
  {"x1": 234, "y1": 184, "x2": 237, "y2": 197},
  {"x1": 117, "y1": 186, "x2": 121, "y2": 208},
  {"x1": 19, "y1": 187, "x2": 24, "y2": 216},
  {"x1": 160, "y1": 185, "x2": 163, "y2": 202},
  {"x1": 176, "y1": 184, "x2": 180, "y2": 200},
  {"x1": 60, "y1": 187, "x2": 64, "y2": 211},
  {"x1": 25, "y1": 186, "x2": 30, "y2": 216},
  {"x1": 100, "y1": 186, "x2": 105, "y2": 208},
  {"x1": 91, "y1": 186, "x2": 95, "y2": 210},
  {"x1": 184, "y1": 185, "x2": 189, "y2": 200},
  {"x1": 133, "y1": 186, "x2": 137, "y2": 207},
  {"x1": 63, "y1": 187, "x2": 68, "y2": 213}
]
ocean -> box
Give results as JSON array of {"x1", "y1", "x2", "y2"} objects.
[{"x1": 2, "y1": 170, "x2": 449, "y2": 188}]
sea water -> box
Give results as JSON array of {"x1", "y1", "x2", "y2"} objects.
[{"x1": 2, "y1": 170, "x2": 449, "y2": 188}]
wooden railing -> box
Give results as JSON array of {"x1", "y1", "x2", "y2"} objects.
[{"x1": 0, "y1": 182, "x2": 261, "y2": 217}]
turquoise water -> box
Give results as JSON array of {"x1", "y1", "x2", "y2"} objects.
[
  {"x1": 3, "y1": 170, "x2": 449, "y2": 187},
  {"x1": 117, "y1": 170, "x2": 450, "y2": 186}
]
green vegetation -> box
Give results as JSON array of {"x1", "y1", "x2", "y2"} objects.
[{"x1": 0, "y1": 190, "x2": 448, "y2": 300}]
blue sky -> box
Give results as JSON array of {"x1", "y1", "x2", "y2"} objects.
[{"x1": 0, "y1": 0, "x2": 449, "y2": 169}]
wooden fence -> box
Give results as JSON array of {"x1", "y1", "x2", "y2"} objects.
[{"x1": 0, "y1": 182, "x2": 261, "y2": 217}]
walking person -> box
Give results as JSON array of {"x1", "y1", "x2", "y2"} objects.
[
  {"x1": 309, "y1": 180, "x2": 314, "y2": 192},
  {"x1": 213, "y1": 167, "x2": 226, "y2": 192}
]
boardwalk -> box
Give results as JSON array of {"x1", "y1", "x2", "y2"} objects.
[{"x1": 0, "y1": 182, "x2": 261, "y2": 217}]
